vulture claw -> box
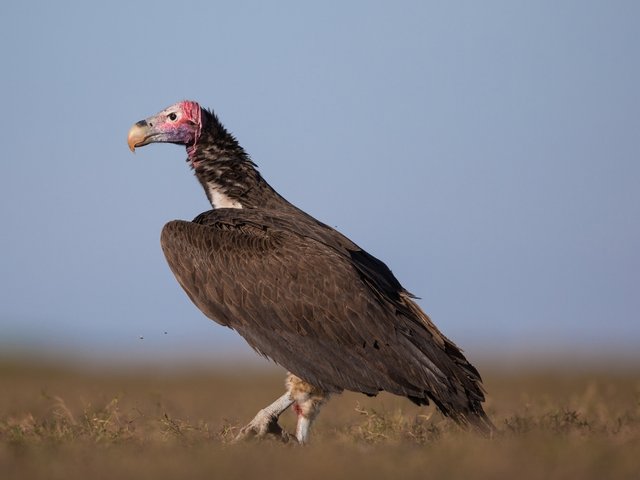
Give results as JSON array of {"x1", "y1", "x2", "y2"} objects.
[
  {"x1": 233, "y1": 415, "x2": 292, "y2": 444},
  {"x1": 231, "y1": 391, "x2": 296, "y2": 444}
]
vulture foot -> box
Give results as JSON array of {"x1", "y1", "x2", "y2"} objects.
[
  {"x1": 232, "y1": 392, "x2": 295, "y2": 444},
  {"x1": 234, "y1": 413, "x2": 292, "y2": 443}
]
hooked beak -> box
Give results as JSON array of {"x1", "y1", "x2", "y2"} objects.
[{"x1": 127, "y1": 120, "x2": 152, "y2": 153}]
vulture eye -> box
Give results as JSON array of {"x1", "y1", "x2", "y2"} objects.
[{"x1": 168, "y1": 112, "x2": 178, "y2": 121}]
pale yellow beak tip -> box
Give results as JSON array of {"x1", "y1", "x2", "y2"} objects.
[{"x1": 127, "y1": 124, "x2": 145, "y2": 153}]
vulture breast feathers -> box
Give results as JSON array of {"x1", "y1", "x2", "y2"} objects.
[{"x1": 161, "y1": 207, "x2": 490, "y2": 429}]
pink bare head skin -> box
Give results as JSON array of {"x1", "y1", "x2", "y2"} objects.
[{"x1": 127, "y1": 100, "x2": 202, "y2": 153}]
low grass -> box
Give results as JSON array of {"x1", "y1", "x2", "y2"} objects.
[{"x1": 0, "y1": 359, "x2": 638, "y2": 479}]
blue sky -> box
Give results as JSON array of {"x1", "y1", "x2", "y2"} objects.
[{"x1": 0, "y1": 1, "x2": 638, "y2": 366}]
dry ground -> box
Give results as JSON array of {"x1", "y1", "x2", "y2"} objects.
[{"x1": 0, "y1": 359, "x2": 638, "y2": 479}]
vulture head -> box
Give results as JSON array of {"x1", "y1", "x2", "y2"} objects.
[{"x1": 128, "y1": 100, "x2": 202, "y2": 152}]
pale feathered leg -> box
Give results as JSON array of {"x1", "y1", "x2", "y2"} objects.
[
  {"x1": 286, "y1": 374, "x2": 329, "y2": 445},
  {"x1": 234, "y1": 374, "x2": 329, "y2": 444}
]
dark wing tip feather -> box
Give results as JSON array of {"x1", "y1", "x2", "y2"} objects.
[
  {"x1": 423, "y1": 390, "x2": 495, "y2": 436},
  {"x1": 349, "y1": 249, "x2": 405, "y2": 299}
]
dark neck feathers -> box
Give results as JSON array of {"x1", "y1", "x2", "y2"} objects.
[{"x1": 189, "y1": 109, "x2": 289, "y2": 210}]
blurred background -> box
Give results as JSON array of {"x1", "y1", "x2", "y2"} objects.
[{"x1": 0, "y1": 1, "x2": 638, "y2": 370}]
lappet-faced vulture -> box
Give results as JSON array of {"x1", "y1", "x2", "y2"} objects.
[{"x1": 128, "y1": 101, "x2": 494, "y2": 443}]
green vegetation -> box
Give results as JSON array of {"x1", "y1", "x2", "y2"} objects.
[{"x1": 1, "y1": 360, "x2": 638, "y2": 479}]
